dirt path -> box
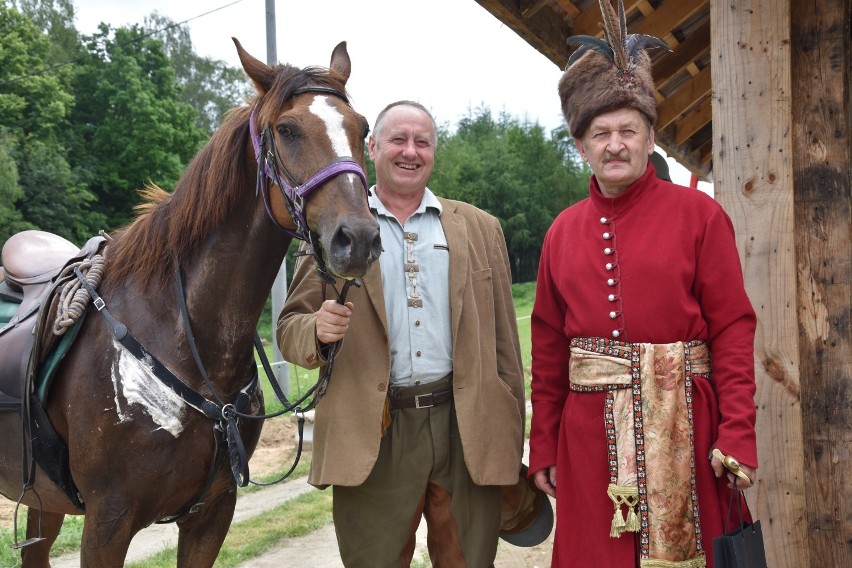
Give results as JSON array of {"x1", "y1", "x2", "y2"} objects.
[{"x1": 5, "y1": 418, "x2": 555, "y2": 567}]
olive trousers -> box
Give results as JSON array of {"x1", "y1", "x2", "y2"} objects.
[{"x1": 332, "y1": 377, "x2": 501, "y2": 567}]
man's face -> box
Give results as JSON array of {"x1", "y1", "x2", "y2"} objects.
[
  {"x1": 575, "y1": 108, "x2": 655, "y2": 197},
  {"x1": 368, "y1": 106, "x2": 436, "y2": 197}
]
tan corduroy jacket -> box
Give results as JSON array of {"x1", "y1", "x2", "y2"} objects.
[{"x1": 277, "y1": 197, "x2": 525, "y2": 488}]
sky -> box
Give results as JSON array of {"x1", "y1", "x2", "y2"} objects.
[{"x1": 71, "y1": 0, "x2": 701, "y2": 189}]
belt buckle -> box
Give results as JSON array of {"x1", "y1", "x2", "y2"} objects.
[{"x1": 414, "y1": 393, "x2": 433, "y2": 409}]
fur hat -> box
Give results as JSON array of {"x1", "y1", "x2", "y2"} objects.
[{"x1": 559, "y1": 0, "x2": 669, "y2": 138}]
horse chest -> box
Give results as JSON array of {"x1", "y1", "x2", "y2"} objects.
[{"x1": 109, "y1": 338, "x2": 187, "y2": 437}]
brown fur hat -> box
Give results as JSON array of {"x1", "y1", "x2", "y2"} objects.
[
  {"x1": 559, "y1": 49, "x2": 657, "y2": 138},
  {"x1": 558, "y1": 1, "x2": 667, "y2": 138}
]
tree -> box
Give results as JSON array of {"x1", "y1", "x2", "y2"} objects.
[
  {"x1": 429, "y1": 107, "x2": 587, "y2": 282},
  {"x1": 68, "y1": 25, "x2": 208, "y2": 228},
  {"x1": 0, "y1": 1, "x2": 98, "y2": 243},
  {"x1": 0, "y1": 130, "x2": 34, "y2": 244},
  {"x1": 144, "y1": 13, "x2": 251, "y2": 135}
]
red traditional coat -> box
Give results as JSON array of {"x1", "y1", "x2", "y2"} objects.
[{"x1": 529, "y1": 164, "x2": 758, "y2": 567}]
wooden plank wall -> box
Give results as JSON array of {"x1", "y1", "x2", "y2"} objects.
[
  {"x1": 790, "y1": 1, "x2": 852, "y2": 566},
  {"x1": 710, "y1": 0, "x2": 809, "y2": 566}
]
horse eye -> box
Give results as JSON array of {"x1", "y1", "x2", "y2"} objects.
[{"x1": 277, "y1": 125, "x2": 297, "y2": 140}]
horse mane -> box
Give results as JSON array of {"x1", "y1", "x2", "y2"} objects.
[{"x1": 105, "y1": 62, "x2": 350, "y2": 291}]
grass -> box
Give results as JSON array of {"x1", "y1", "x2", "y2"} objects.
[{"x1": 125, "y1": 487, "x2": 332, "y2": 568}]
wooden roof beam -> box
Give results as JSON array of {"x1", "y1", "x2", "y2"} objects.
[
  {"x1": 550, "y1": 0, "x2": 581, "y2": 18},
  {"x1": 522, "y1": 0, "x2": 550, "y2": 19},
  {"x1": 652, "y1": 20, "x2": 711, "y2": 89},
  {"x1": 657, "y1": 65, "x2": 712, "y2": 129},
  {"x1": 629, "y1": 1, "x2": 706, "y2": 40},
  {"x1": 674, "y1": 99, "x2": 711, "y2": 145},
  {"x1": 572, "y1": 1, "x2": 647, "y2": 35}
]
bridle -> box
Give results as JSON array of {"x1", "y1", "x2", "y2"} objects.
[{"x1": 250, "y1": 86, "x2": 369, "y2": 282}]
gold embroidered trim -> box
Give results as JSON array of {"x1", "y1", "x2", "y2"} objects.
[{"x1": 641, "y1": 555, "x2": 707, "y2": 567}]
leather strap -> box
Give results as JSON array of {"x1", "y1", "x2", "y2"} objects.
[{"x1": 388, "y1": 387, "x2": 453, "y2": 410}]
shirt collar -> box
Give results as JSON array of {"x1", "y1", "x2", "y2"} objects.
[{"x1": 368, "y1": 186, "x2": 443, "y2": 219}]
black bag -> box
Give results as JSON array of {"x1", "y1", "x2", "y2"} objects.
[{"x1": 712, "y1": 480, "x2": 768, "y2": 568}]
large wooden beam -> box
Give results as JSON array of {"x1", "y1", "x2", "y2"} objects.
[
  {"x1": 790, "y1": 1, "x2": 852, "y2": 566},
  {"x1": 711, "y1": 0, "x2": 809, "y2": 566}
]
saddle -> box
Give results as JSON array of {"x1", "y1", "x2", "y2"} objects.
[{"x1": 0, "y1": 230, "x2": 106, "y2": 509}]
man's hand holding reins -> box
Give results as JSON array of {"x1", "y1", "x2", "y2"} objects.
[{"x1": 315, "y1": 299, "x2": 354, "y2": 345}]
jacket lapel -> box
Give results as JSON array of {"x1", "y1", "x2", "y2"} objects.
[
  {"x1": 437, "y1": 198, "x2": 468, "y2": 341},
  {"x1": 361, "y1": 258, "x2": 389, "y2": 339}
]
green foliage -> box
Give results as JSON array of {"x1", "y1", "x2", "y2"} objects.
[
  {"x1": 429, "y1": 107, "x2": 588, "y2": 282},
  {"x1": 68, "y1": 25, "x2": 208, "y2": 228},
  {"x1": 145, "y1": 13, "x2": 252, "y2": 135},
  {"x1": 0, "y1": 1, "x2": 96, "y2": 242}
]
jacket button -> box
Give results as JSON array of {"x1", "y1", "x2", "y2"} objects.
[{"x1": 378, "y1": 383, "x2": 387, "y2": 392}]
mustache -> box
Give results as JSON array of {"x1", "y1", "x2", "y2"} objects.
[{"x1": 603, "y1": 149, "x2": 631, "y2": 162}]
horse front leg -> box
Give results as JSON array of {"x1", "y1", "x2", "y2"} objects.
[
  {"x1": 20, "y1": 509, "x2": 64, "y2": 568},
  {"x1": 77, "y1": 503, "x2": 138, "y2": 568},
  {"x1": 174, "y1": 487, "x2": 238, "y2": 567}
]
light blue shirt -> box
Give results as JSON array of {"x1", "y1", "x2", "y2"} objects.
[{"x1": 368, "y1": 186, "x2": 453, "y2": 387}]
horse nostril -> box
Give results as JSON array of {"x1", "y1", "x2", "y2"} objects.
[
  {"x1": 370, "y1": 233, "x2": 382, "y2": 263},
  {"x1": 330, "y1": 226, "x2": 355, "y2": 258}
]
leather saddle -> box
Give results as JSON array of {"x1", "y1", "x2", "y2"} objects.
[
  {"x1": 0, "y1": 230, "x2": 105, "y2": 509},
  {"x1": 0, "y1": 230, "x2": 104, "y2": 402}
]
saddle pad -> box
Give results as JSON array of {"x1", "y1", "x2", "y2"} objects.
[
  {"x1": 36, "y1": 314, "x2": 87, "y2": 404},
  {"x1": 0, "y1": 298, "x2": 16, "y2": 326},
  {"x1": 0, "y1": 281, "x2": 22, "y2": 325}
]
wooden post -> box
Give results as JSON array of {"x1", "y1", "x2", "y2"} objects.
[
  {"x1": 711, "y1": 1, "x2": 809, "y2": 566},
  {"x1": 790, "y1": 1, "x2": 852, "y2": 566}
]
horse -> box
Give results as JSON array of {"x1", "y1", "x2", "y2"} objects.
[{"x1": 0, "y1": 38, "x2": 381, "y2": 567}]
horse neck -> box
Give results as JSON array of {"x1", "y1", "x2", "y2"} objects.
[{"x1": 178, "y1": 198, "x2": 292, "y2": 377}]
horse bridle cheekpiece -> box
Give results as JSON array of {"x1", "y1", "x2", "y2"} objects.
[{"x1": 250, "y1": 86, "x2": 369, "y2": 251}]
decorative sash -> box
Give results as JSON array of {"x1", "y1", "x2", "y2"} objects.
[{"x1": 569, "y1": 337, "x2": 711, "y2": 568}]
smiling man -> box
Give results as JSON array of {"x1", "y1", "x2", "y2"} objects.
[
  {"x1": 278, "y1": 100, "x2": 535, "y2": 567},
  {"x1": 528, "y1": 3, "x2": 759, "y2": 567}
]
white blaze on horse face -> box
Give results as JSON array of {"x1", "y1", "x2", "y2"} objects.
[
  {"x1": 309, "y1": 96, "x2": 357, "y2": 181},
  {"x1": 110, "y1": 338, "x2": 186, "y2": 437}
]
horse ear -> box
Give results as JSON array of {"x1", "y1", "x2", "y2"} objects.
[
  {"x1": 232, "y1": 37, "x2": 276, "y2": 94},
  {"x1": 329, "y1": 41, "x2": 351, "y2": 86}
]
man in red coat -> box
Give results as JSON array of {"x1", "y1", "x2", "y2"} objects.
[{"x1": 529, "y1": 2, "x2": 758, "y2": 567}]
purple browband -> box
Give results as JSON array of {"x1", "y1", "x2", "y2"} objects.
[{"x1": 249, "y1": 104, "x2": 369, "y2": 236}]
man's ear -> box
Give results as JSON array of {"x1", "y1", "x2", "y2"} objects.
[
  {"x1": 574, "y1": 138, "x2": 587, "y2": 161},
  {"x1": 368, "y1": 135, "x2": 377, "y2": 161}
]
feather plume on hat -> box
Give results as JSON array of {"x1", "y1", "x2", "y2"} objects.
[{"x1": 559, "y1": 0, "x2": 670, "y2": 138}]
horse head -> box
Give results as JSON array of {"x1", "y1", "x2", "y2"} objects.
[{"x1": 234, "y1": 38, "x2": 381, "y2": 280}]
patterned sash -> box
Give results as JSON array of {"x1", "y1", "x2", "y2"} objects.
[{"x1": 569, "y1": 337, "x2": 711, "y2": 568}]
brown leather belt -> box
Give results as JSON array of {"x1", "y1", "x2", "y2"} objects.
[{"x1": 388, "y1": 387, "x2": 453, "y2": 410}]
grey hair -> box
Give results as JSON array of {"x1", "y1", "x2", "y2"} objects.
[{"x1": 372, "y1": 100, "x2": 438, "y2": 147}]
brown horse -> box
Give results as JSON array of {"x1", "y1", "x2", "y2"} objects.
[{"x1": 0, "y1": 39, "x2": 380, "y2": 567}]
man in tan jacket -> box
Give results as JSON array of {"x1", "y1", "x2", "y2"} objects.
[{"x1": 277, "y1": 101, "x2": 525, "y2": 567}]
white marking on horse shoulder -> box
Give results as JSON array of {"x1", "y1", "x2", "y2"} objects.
[
  {"x1": 110, "y1": 338, "x2": 186, "y2": 437},
  {"x1": 309, "y1": 95, "x2": 350, "y2": 157}
]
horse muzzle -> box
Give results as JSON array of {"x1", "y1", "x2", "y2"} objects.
[{"x1": 323, "y1": 219, "x2": 382, "y2": 279}]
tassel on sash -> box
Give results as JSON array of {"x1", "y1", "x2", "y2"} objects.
[{"x1": 608, "y1": 483, "x2": 640, "y2": 537}]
